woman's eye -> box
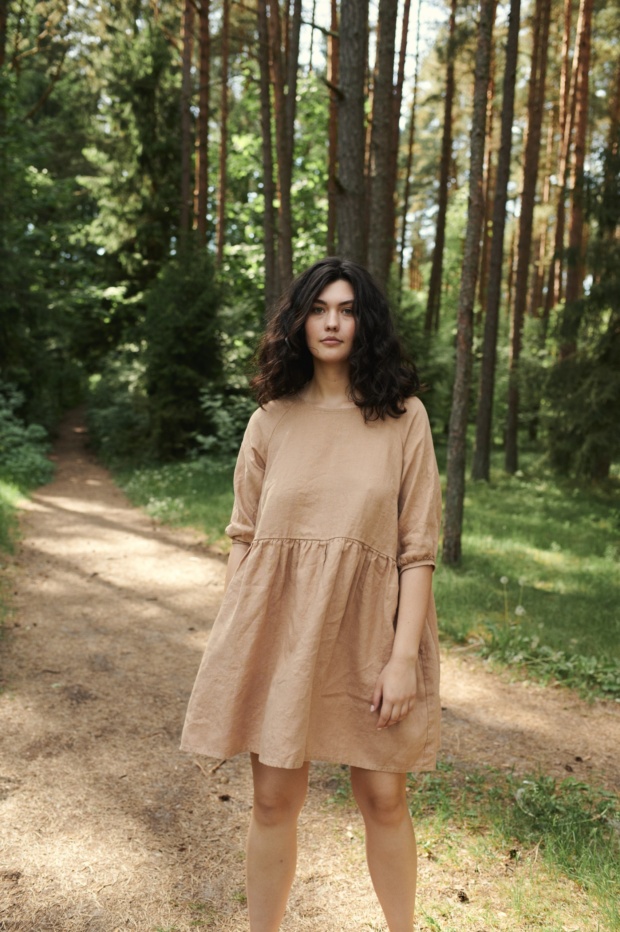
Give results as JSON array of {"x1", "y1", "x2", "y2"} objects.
[{"x1": 342, "y1": 307, "x2": 354, "y2": 316}]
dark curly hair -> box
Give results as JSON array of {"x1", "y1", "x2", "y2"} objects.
[{"x1": 251, "y1": 257, "x2": 419, "y2": 420}]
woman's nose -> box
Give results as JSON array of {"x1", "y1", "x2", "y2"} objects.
[{"x1": 325, "y1": 309, "x2": 339, "y2": 329}]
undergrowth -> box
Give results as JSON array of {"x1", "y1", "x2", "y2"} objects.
[
  {"x1": 116, "y1": 459, "x2": 235, "y2": 550},
  {"x1": 433, "y1": 449, "x2": 620, "y2": 699},
  {"x1": 0, "y1": 383, "x2": 54, "y2": 632},
  {"x1": 327, "y1": 762, "x2": 620, "y2": 930}
]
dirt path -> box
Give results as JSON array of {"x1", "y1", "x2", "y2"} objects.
[{"x1": 1, "y1": 411, "x2": 618, "y2": 932}]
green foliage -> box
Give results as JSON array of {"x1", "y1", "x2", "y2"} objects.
[
  {"x1": 506, "y1": 775, "x2": 619, "y2": 900},
  {"x1": 0, "y1": 383, "x2": 53, "y2": 488},
  {"x1": 408, "y1": 764, "x2": 620, "y2": 923},
  {"x1": 116, "y1": 459, "x2": 234, "y2": 548},
  {"x1": 542, "y1": 132, "x2": 620, "y2": 480},
  {"x1": 87, "y1": 349, "x2": 150, "y2": 464},
  {"x1": 431, "y1": 453, "x2": 620, "y2": 694},
  {"x1": 544, "y1": 291, "x2": 620, "y2": 480},
  {"x1": 142, "y1": 251, "x2": 223, "y2": 459},
  {"x1": 79, "y1": 8, "x2": 182, "y2": 289},
  {"x1": 0, "y1": 382, "x2": 54, "y2": 563},
  {"x1": 480, "y1": 624, "x2": 620, "y2": 698},
  {"x1": 195, "y1": 390, "x2": 257, "y2": 461}
]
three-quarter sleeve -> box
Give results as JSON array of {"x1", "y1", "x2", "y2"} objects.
[
  {"x1": 225, "y1": 410, "x2": 266, "y2": 544},
  {"x1": 397, "y1": 399, "x2": 442, "y2": 571}
]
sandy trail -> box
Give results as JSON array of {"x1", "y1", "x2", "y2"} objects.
[{"x1": 0, "y1": 410, "x2": 617, "y2": 932}]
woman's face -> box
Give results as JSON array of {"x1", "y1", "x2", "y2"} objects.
[{"x1": 304, "y1": 279, "x2": 356, "y2": 365}]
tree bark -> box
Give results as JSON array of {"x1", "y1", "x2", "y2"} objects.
[
  {"x1": 180, "y1": 0, "x2": 195, "y2": 243},
  {"x1": 562, "y1": 0, "x2": 593, "y2": 312},
  {"x1": 425, "y1": 0, "x2": 457, "y2": 332},
  {"x1": 216, "y1": 0, "x2": 230, "y2": 266},
  {"x1": 398, "y1": 0, "x2": 422, "y2": 299},
  {"x1": 336, "y1": 0, "x2": 369, "y2": 263},
  {"x1": 504, "y1": 0, "x2": 551, "y2": 474},
  {"x1": 384, "y1": 0, "x2": 412, "y2": 282},
  {"x1": 442, "y1": 0, "x2": 495, "y2": 566},
  {"x1": 194, "y1": 0, "x2": 211, "y2": 246},
  {"x1": 477, "y1": 49, "x2": 496, "y2": 315},
  {"x1": 257, "y1": 0, "x2": 279, "y2": 310},
  {"x1": 269, "y1": 0, "x2": 301, "y2": 288},
  {"x1": 327, "y1": 0, "x2": 339, "y2": 255},
  {"x1": 531, "y1": 107, "x2": 555, "y2": 321},
  {"x1": 471, "y1": 0, "x2": 521, "y2": 482},
  {"x1": 367, "y1": 0, "x2": 399, "y2": 291},
  {"x1": 544, "y1": 0, "x2": 580, "y2": 315},
  {"x1": 0, "y1": 0, "x2": 8, "y2": 69}
]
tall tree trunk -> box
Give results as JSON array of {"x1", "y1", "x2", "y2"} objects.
[
  {"x1": 504, "y1": 0, "x2": 551, "y2": 474},
  {"x1": 425, "y1": 0, "x2": 457, "y2": 332},
  {"x1": 384, "y1": 0, "x2": 412, "y2": 278},
  {"x1": 531, "y1": 107, "x2": 555, "y2": 321},
  {"x1": 269, "y1": 0, "x2": 301, "y2": 287},
  {"x1": 442, "y1": 0, "x2": 495, "y2": 566},
  {"x1": 216, "y1": 0, "x2": 230, "y2": 267},
  {"x1": 477, "y1": 51, "x2": 496, "y2": 315},
  {"x1": 471, "y1": 0, "x2": 521, "y2": 481},
  {"x1": 179, "y1": 0, "x2": 195, "y2": 243},
  {"x1": 336, "y1": 0, "x2": 369, "y2": 263},
  {"x1": 544, "y1": 0, "x2": 580, "y2": 314},
  {"x1": 257, "y1": 0, "x2": 279, "y2": 309},
  {"x1": 327, "y1": 0, "x2": 339, "y2": 255},
  {"x1": 562, "y1": 0, "x2": 593, "y2": 313},
  {"x1": 0, "y1": 0, "x2": 8, "y2": 68},
  {"x1": 367, "y1": 0, "x2": 399, "y2": 291},
  {"x1": 194, "y1": 0, "x2": 211, "y2": 246},
  {"x1": 308, "y1": 0, "x2": 317, "y2": 71},
  {"x1": 398, "y1": 0, "x2": 423, "y2": 299}
]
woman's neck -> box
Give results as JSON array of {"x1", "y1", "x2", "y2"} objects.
[{"x1": 301, "y1": 363, "x2": 353, "y2": 408}]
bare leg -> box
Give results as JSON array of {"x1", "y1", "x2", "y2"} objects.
[
  {"x1": 350, "y1": 767, "x2": 416, "y2": 932},
  {"x1": 246, "y1": 753, "x2": 309, "y2": 932}
]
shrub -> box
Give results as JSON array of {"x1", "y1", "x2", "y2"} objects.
[
  {"x1": 0, "y1": 382, "x2": 53, "y2": 488},
  {"x1": 86, "y1": 349, "x2": 150, "y2": 464}
]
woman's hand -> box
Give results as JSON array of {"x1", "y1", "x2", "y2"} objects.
[{"x1": 370, "y1": 657, "x2": 418, "y2": 730}]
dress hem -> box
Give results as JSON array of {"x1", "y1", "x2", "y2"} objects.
[{"x1": 179, "y1": 742, "x2": 438, "y2": 775}]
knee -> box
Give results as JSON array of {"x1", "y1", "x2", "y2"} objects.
[
  {"x1": 353, "y1": 785, "x2": 409, "y2": 827},
  {"x1": 252, "y1": 784, "x2": 307, "y2": 827}
]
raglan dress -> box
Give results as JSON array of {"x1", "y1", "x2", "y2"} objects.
[{"x1": 180, "y1": 393, "x2": 442, "y2": 773}]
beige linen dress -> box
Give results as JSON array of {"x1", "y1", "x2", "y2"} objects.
[{"x1": 181, "y1": 394, "x2": 442, "y2": 772}]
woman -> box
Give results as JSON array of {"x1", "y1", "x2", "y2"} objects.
[{"x1": 181, "y1": 257, "x2": 442, "y2": 932}]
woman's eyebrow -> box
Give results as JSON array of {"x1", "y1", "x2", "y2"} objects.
[{"x1": 313, "y1": 298, "x2": 354, "y2": 306}]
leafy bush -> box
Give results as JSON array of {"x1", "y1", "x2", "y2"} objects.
[
  {"x1": 143, "y1": 251, "x2": 223, "y2": 459},
  {"x1": 0, "y1": 382, "x2": 53, "y2": 488},
  {"x1": 194, "y1": 390, "x2": 257, "y2": 461},
  {"x1": 480, "y1": 622, "x2": 620, "y2": 699},
  {"x1": 86, "y1": 348, "x2": 150, "y2": 464}
]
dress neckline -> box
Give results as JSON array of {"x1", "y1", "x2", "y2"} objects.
[{"x1": 295, "y1": 393, "x2": 360, "y2": 412}]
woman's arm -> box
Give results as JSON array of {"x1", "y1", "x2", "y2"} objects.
[
  {"x1": 370, "y1": 564, "x2": 433, "y2": 730},
  {"x1": 224, "y1": 541, "x2": 250, "y2": 591}
]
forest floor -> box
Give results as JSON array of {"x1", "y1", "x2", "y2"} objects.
[{"x1": 0, "y1": 409, "x2": 618, "y2": 932}]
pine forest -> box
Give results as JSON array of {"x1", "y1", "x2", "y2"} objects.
[{"x1": 1, "y1": 0, "x2": 619, "y2": 565}]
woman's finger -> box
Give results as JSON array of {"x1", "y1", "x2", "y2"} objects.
[{"x1": 377, "y1": 700, "x2": 394, "y2": 729}]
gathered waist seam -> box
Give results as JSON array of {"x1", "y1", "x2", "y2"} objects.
[{"x1": 251, "y1": 535, "x2": 395, "y2": 564}]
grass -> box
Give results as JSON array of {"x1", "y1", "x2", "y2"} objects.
[
  {"x1": 114, "y1": 445, "x2": 620, "y2": 699},
  {"x1": 0, "y1": 478, "x2": 22, "y2": 555},
  {"x1": 116, "y1": 458, "x2": 236, "y2": 550},
  {"x1": 0, "y1": 477, "x2": 35, "y2": 639},
  {"x1": 433, "y1": 447, "x2": 620, "y2": 697},
  {"x1": 326, "y1": 761, "x2": 620, "y2": 931}
]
